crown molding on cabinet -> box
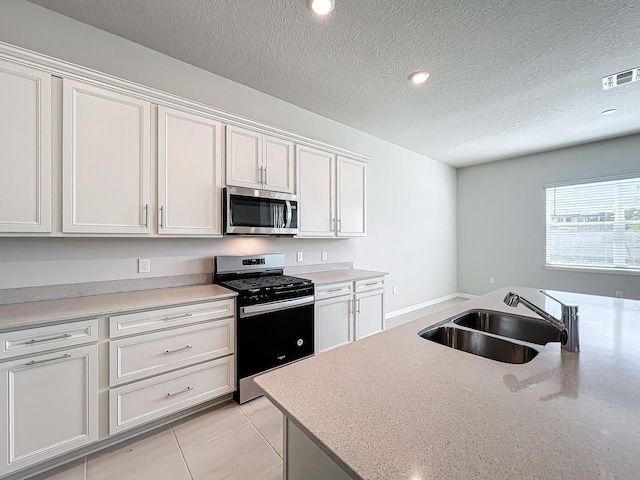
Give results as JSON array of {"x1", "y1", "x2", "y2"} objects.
[{"x1": 0, "y1": 41, "x2": 370, "y2": 163}]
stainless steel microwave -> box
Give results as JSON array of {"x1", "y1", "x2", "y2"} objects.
[{"x1": 224, "y1": 186, "x2": 299, "y2": 235}]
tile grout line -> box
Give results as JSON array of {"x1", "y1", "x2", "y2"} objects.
[
  {"x1": 244, "y1": 410, "x2": 283, "y2": 461},
  {"x1": 170, "y1": 424, "x2": 195, "y2": 480},
  {"x1": 202, "y1": 404, "x2": 251, "y2": 444},
  {"x1": 247, "y1": 421, "x2": 283, "y2": 461}
]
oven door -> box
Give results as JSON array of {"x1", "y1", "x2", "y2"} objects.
[
  {"x1": 237, "y1": 296, "x2": 314, "y2": 385},
  {"x1": 225, "y1": 186, "x2": 299, "y2": 235}
]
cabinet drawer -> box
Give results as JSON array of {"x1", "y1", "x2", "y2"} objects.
[
  {"x1": 315, "y1": 282, "x2": 353, "y2": 300},
  {"x1": 109, "y1": 299, "x2": 234, "y2": 338},
  {"x1": 109, "y1": 319, "x2": 234, "y2": 386},
  {"x1": 0, "y1": 319, "x2": 98, "y2": 360},
  {"x1": 109, "y1": 356, "x2": 234, "y2": 434},
  {"x1": 355, "y1": 277, "x2": 385, "y2": 293}
]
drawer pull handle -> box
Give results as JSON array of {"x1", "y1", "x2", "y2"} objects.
[
  {"x1": 25, "y1": 354, "x2": 71, "y2": 367},
  {"x1": 162, "y1": 313, "x2": 193, "y2": 322},
  {"x1": 164, "y1": 345, "x2": 193, "y2": 355},
  {"x1": 25, "y1": 333, "x2": 72, "y2": 345},
  {"x1": 325, "y1": 287, "x2": 348, "y2": 293},
  {"x1": 165, "y1": 386, "x2": 193, "y2": 399},
  {"x1": 362, "y1": 282, "x2": 380, "y2": 287}
]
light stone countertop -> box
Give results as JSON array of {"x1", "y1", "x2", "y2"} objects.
[
  {"x1": 255, "y1": 286, "x2": 640, "y2": 480},
  {"x1": 0, "y1": 284, "x2": 236, "y2": 331},
  {"x1": 295, "y1": 269, "x2": 388, "y2": 286}
]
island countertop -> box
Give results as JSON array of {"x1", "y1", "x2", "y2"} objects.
[{"x1": 255, "y1": 286, "x2": 640, "y2": 480}]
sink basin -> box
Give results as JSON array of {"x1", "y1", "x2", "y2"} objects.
[
  {"x1": 452, "y1": 310, "x2": 561, "y2": 345},
  {"x1": 419, "y1": 326, "x2": 540, "y2": 364}
]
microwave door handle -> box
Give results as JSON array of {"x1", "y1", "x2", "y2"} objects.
[{"x1": 285, "y1": 201, "x2": 292, "y2": 229}]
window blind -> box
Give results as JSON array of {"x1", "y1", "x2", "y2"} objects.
[{"x1": 545, "y1": 176, "x2": 640, "y2": 272}]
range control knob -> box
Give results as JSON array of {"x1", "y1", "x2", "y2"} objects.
[{"x1": 296, "y1": 338, "x2": 304, "y2": 347}]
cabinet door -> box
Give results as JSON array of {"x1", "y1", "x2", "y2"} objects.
[
  {"x1": 355, "y1": 290, "x2": 384, "y2": 340},
  {"x1": 296, "y1": 145, "x2": 335, "y2": 237},
  {"x1": 337, "y1": 157, "x2": 366, "y2": 237},
  {"x1": 263, "y1": 135, "x2": 295, "y2": 193},
  {"x1": 0, "y1": 60, "x2": 51, "y2": 233},
  {"x1": 0, "y1": 344, "x2": 98, "y2": 475},
  {"x1": 62, "y1": 79, "x2": 151, "y2": 234},
  {"x1": 315, "y1": 296, "x2": 353, "y2": 354},
  {"x1": 158, "y1": 107, "x2": 223, "y2": 235},
  {"x1": 226, "y1": 125, "x2": 262, "y2": 189}
]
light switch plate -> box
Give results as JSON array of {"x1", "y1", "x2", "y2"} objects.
[
  {"x1": 296, "y1": 252, "x2": 303, "y2": 262},
  {"x1": 321, "y1": 251, "x2": 328, "y2": 261}
]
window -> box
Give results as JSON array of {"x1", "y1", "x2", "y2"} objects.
[{"x1": 545, "y1": 175, "x2": 640, "y2": 272}]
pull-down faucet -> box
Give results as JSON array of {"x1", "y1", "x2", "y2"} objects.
[{"x1": 503, "y1": 290, "x2": 579, "y2": 352}]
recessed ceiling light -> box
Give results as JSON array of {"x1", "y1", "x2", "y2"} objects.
[
  {"x1": 308, "y1": 0, "x2": 335, "y2": 16},
  {"x1": 409, "y1": 71, "x2": 430, "y2": 85},
  {"x1": 601, "y1": 109, "x2": 617, "y2": 116}
]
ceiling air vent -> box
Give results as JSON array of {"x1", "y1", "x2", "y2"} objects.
[{"x1": 603, "y1": 67, "x2": 640, "y2": 90}]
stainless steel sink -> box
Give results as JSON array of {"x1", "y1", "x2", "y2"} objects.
[
  {"x1": 452, "y1": 310, "x2": 561, "y2": 345},
  {"x1": 419, "y1": 326, "x2": 540, "y2": 364}
]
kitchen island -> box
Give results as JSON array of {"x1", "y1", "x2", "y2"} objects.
[{"x1": 255, "y1": 286, "x2": 640, "y2": 479}]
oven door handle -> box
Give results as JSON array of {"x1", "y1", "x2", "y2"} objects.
[{"x1": 240, "y1": 295, "x2": 314, "y2": 318}]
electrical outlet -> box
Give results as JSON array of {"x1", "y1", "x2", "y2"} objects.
[
  {"x1": 138, "y1": 258, "x2": 151, "y2": 273},
  {"x1": 615, "y1": 291, "x2": 624, "y2": 298},
  {"x1": 296, "y1": 251, "x2": 303, "y2": 262},
  {"x1": 321, "y1": 251, "x2": 328, "y2": 261},
  {"x1": 489, "y1": 277, "x2": 495, "y2": 285},
  {"x1": 393, "y1": 286, "x2": 397, "y2": 294}
]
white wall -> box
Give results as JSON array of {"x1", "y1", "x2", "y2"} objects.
[
  {"x1": 0, "y1": 0, "x2": 458, "y2": 312},
  {"x1": 458, "y1": 133, "x2": 640, "y2": 300}
]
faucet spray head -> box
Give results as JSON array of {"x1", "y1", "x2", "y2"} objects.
[{"x1": 504, "y1": 292, "x2": 520, "y2": 307}]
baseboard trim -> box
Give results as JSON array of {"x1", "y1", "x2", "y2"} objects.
[
  {"x1": 456, "y1": 293, "x2": 478, "y2": 299},
  {"x1": 386, "y1": 293, "x2": 468, "y2": 320}
]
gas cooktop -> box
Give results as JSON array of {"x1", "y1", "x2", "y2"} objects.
[{"x1": 217, "y1": 274, "x2": 311, "y2": 292}]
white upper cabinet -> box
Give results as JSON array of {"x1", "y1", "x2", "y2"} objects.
[
  {"x1": 0, "y1": 60, "x2": 51, "y2": 233},
  {"x1": 62, "y1": 79, "x2": 151, "y2": 234},
  {"x1": 297, "y1": 145, "x2": 335, "y2": 237},
  {"x1": 337, "y1": 157, "x2": 366, "y2": 237},
  {"x1": 297, "y1": 146, "x2": 367, "y2": 238},
  {"x1": 226, "y1": 125, "x2": 262, "y2": 189},
  {"x1": 158, "y1": 106, "x2": 223, "y2": 236},
  {"x1": 226, "y1": 125, "x2": 295, "y2": 193},
  {"x1": 263, "y1": 135, "x2": 295, "y2": 193}
]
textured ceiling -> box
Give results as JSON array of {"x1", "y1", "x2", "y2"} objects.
[{"x1": 27, "y1": 0, "x2": 640, "y2": 167}]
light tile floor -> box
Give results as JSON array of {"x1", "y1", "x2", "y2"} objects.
[
  {"x1": 32, "y1": 297, "x2": 469, "y2": 480},
  {"x1": 30, "y1": 396, "x2": 284, "y2": 480}
]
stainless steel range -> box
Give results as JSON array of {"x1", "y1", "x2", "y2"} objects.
[{"x1": 214, "y1": 253, "x2": 314, "y2": 403}]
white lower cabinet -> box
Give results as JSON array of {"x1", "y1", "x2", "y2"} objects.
[
  {"x1": 315, "y1": 296, "x2": 353, "y2": 354},
  {"x1": 0, "y1": 344, "x2": 98, "y2": 476},
  {"x1": 109, "y1": 356, "x2": 234, "y2": 435},
  {"x1": 109, "y1": 318, "x2": 234, "y2": 386},
  {"x1": 0, "y1": 296, "x2": 236, "y2": 477},
  {"x1": 108, "y1": 299, "x2": 236, "y2": 435},
  {"x1": 355, "y1": 289, "x2": 384, "y2": 340},
  {"x1": 314, "y1": 277, "x2": 385, "y2": 354}
]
